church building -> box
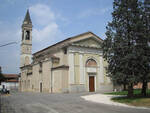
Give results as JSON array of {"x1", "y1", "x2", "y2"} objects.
[{"x1": 19, "y1": 10, "x2": 113, "y2": 93}]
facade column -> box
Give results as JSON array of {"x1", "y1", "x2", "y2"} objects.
[
  {"x1": 99, "y1": 56, "x2": 104, "y2": 83},
  {"x1": 69, "y1": 53, "x2": 74, "y2": 84},
  {"x1": 79, "y1": 54, "x2": 84, "y2": 84}
]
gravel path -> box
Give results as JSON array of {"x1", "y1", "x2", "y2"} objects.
[
  {"x1": 0, "y1": 95, "x2": 15, "y2": 113},
  {"x1": 1, "y1": 92, "x2": 150, "y2": 113},
  {"x1": 81, "y1": 94, "x2": 150, "y2": 109}
]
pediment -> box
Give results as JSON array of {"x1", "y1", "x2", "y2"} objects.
[
  {"x1": 72, "y1": 37, "x2": 102, "y2": 48},
  {"x1": 34, "y1": 32, "x2": 103, "y2": 56}
]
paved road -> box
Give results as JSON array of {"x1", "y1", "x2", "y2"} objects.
[{"x1": 1, "y1": 92, "x2": 150, "y2": 113}]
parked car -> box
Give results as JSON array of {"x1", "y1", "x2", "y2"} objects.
[{"x1": 0, "y1": 88, "x2": 10, "y2": 94}]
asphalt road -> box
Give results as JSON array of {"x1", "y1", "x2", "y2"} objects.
[{"x1": 1, "y1": 92, "x2": 150, "y2": 113}]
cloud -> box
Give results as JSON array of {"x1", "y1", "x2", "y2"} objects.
[
  {"x1": 0, "y1": 20, "x2": 20, "y2": 74},
  {"x1": 78, "y1": 7, "x2": 111, "y2": 18},
  {"x1": 55, "y1": 13, "x2": 71, "y2": 26},
  {"x1": 29, "y1": 4, "x2": 65, "y2": 52},
  {"x1": 0, "y1": 3, "x2": 65, "y2": 73},
  {"x1": 33, "y1": 23, "x2": 58, "y2": 42},
  {"x1": 30, "y1": 4, "x2": 55, "y2": 26}
]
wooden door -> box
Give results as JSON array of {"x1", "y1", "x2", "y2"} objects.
[
  {"x1": 40, "y1": 83, "x2": 42, "y2": 92},
  {"x1": 89, "y1": 76, "x2": 95, "y2": 92}
]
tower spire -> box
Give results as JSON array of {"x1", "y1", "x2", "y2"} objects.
[
  {"x1": 23, "y1": 9, "x2": 32, "y2": 24},
  {"x1": 21, "y1": 9, "x2": 32, "y2": 67}
]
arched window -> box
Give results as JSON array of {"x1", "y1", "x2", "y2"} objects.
[
  {"x1": 25, "y1": 31, "x2": 30, "y2": 40},
  {"x1": 86, "y1": 59, "x2": 97, "y2": 67}
]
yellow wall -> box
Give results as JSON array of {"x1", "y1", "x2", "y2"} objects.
[
  {"x1": 73, "y1": 52, "x2": 101, "y2": 91},
  {"x1": 42, "y1": 61, "x2": 51, "y2": 92},
  {"x1": 84, "y1": 54, "x2": 100, "y2": 90},
  {"x1": 52, "y1": 69, "x2": 69, "y2": 93},
  {"x1": 74, "y1": 53, "x2": 80, "y2": 84}
]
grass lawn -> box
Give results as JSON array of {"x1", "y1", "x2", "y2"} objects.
[
  {"x1": 105, "y1": 89, "x2": 150, "y2": 95},
  {"x1": 112, "y1": 97, "x2": 150, "y2": 107},
  {"x1": 105, "y1": 89, "x2": 150, "y2": 107}
]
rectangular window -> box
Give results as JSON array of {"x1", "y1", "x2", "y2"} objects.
[
  {"x1": 39, "y1": 62, "x2": 42, "y2": 73},
  {"x1": 64, "y1": 48, "x2": 67, "y2": 54}
]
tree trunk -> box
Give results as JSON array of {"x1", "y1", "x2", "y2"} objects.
[
  {"x1": 127, "y1": 83, "x2": 133, "y2": 98},
  {"x1": 141, "y1": 80, "x2": 147, "y2": 96},
  {"x1": 123, "y1": 83, "x2": 127, "y2": 91}
]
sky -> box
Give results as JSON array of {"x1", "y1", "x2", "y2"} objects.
[{"x1": 0, "y1": 0, "x2": 113, "y2": 74}]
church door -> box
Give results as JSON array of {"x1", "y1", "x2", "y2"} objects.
[{"x1": 89, "y1": 76, "x2": 95, "y2": 92}]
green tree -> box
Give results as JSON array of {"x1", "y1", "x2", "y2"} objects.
[
  {"x1": 0, "y1": 67, "x2": 4, "y2": 84},
  {"x1": 140, "y1": 0, "x2": 150, "y2": 96},
  {"x1": 102, "y1": 0, "x2": 146, "y2": 97}
]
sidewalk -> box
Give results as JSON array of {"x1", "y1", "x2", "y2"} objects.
[
  {"x1": 0, "y1": 94, "x2": 15, "y2": 113},
  {"x1": 81, "y1": 94, "x2": 150, "y2": 109}
]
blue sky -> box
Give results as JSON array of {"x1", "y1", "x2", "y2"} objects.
[{"x1": 0, "y1": 0, "x2": 113, "y2": 74}]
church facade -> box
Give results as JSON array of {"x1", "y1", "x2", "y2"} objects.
[{"x1": 19, "y1": 10, "x2": 113, "y2": 93}]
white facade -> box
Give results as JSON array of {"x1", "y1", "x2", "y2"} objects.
[{"x1": 0, "y1": 82, "x2": 18, "y2": 90}]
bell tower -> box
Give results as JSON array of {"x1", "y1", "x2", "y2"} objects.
[{"x1": 20, "y1": 9, "x2": 32, "y2": 67}]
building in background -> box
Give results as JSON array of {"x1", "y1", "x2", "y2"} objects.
[
  {"x1": 0, "y1": 74, "x2": 19, "y2": 90},
  {"x1": 134, "y1": 83, "x2": 150, "y2": 89}
]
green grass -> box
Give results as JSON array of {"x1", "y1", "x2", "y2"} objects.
[
  {"x1": 105, "y1": 89, "x2": 150, "y2": 95},
  {"x1": 112, "y1": 96, "x2": 150, "y2": 107},
  {"x1": 105, "y1": 89, "x2": 150, "y2": 107}
]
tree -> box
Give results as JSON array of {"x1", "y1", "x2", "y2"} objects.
[
  {"x1": 102, "y1": 0, "x2": 146, "y2": 97},
  {"x1": 140, "y1": 0, "x2": 150, "y2": 96},
  {"x1": 0, "y1": 66, "x2": 4, "y2": 84}
]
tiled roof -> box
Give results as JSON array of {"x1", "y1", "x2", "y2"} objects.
[
  {"x1": 6, "y1": 79, "x2": 18, "y2": 82},
  {"x1": 3, "y1": 74, "x2": 19, "y2": 79}
]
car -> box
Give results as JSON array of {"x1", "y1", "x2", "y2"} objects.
[{"x1": 0, "y1": 88, "x2": 10, "y2": 94}]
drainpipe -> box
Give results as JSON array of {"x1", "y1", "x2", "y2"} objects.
[{"x1": 50, "y1": 58, "x2": 53, "y2": 93}]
